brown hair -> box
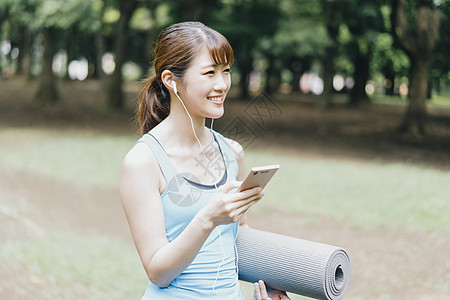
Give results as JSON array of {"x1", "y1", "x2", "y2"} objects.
[{"x1": 137, "y1": 22, "x2": 234, "y2": 135}]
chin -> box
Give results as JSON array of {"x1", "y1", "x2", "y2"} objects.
[
  {"x1": 206, "y1": 107, "x2": 224, "y2": 119},
  {"x1": 209, "y1": 112, "x2": 224, "y2": 119}
]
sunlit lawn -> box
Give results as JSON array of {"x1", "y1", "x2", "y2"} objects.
[
  {"x1": 1, "y1": 127, "x2": 449, "y2": 299},
  {"x1": 369, "y1": 93, "x2": 450, "y2": 109}
]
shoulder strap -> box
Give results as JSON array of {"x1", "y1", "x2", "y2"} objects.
[
  {"x1": 211, "y1": 130, "x2": 239, "y2": 180},
  {"x1": 136, "y1": 133, "x2": 177, "y2": 180}
]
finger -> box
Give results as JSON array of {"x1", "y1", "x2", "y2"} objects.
[
  {"x1": 235, "y1": 190, "x2": 262, "y2": 207},
  {"x1": 279, "y1": 293, "x2": 291, "y2": 300},
  {"x1": 232, "y1": 186, "x2": 263, "y2": 203},
  {"x1": 241, "y1": 186, "x2": 263, "y2": 198},
  {"x1": 254, "y1": 282, "x2": 262, "y2": 300},
  {"x1": 259, "y1": 280, "x2": 269, "y2": 299},
  {"x1": 228, "y1": 194, "x2": 262, "y2": 220},
  {"x1": 233, "y1": 196, "x2": 261, "y2": 218}
]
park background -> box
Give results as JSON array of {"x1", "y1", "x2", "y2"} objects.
[{"x1": 0, "y1": 0, "x2": 449, "y2": 299}]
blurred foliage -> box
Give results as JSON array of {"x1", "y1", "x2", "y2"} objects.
[
  {"x1": 0, "y1": 0, "x2": 449, "y2": 99},
  {"x1": 431, "y1": 0, "x2": 450, "y2": 88},
  {"x1": 0, "y1": 0, "x2": 100, "y2": 33}
]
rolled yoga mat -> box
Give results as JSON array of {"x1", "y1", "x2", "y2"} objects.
[{"x1": 236, "y1": 227, "x2": 351, "y2": 300}]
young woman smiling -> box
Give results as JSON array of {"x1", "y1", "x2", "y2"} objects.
[{"x1": 120, "y1": 21, "x2": 290, "y2": 300}]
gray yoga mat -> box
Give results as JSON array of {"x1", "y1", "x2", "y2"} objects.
[{"x1": 236, "y1": 227, "x2": 351, "y2": 300}]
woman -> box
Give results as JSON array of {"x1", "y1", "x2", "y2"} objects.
[{"x1": 120, "y1": 21, "x2": 290, "y2": 300}]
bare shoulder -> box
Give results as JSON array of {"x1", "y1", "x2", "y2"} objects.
[
  {"x1": 122, "y1": 142, "x2": 158, "y2": 172},
  {"x1": 223, "y1": 137, "x2": 244, "y2": 162},
  {"x1": 121, "y1": 142, "x2": 162, "y2": 195}
]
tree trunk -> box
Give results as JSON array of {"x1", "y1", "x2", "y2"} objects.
[
  {"x1": 289, "y1": 60, "x2": 303, "y2": 93},
  {"x1": 34, "y1": 27, "x2": 59, "y2": 105},
  {"x1": 400, "y1": 56, "x2": 429, "y2": 135},
  {"x1": 264, "y1": 54, "x2": 281, "y2": 95},
  {"x1": 321, "y1": 47, "x2": 335, "y2": 106},
  {"x1": 16, "y1": 26, "x2": 32, "y2": 79},
  {"x1": 94, "y1": 0, "x2": 106, "y2": 79},
  {"x1": 391, "y1": 0, "x2": 441, "y2": 135},
  {"x1": 106, "y1": 0, "x2": 138, "y2": 109},
  {"x1": 139, "y1": 1, "x2": 160, "y2": 77},
  {"x1": 15, "y1": 26, "x2": 33, "y2": 79},
  {"x1": 382, "y1": 58, "x2": 395, "y2": 96},
  {"x1": 322, "y1": 22, "x2": 339, "y2": 107},
  {"x1": 349, "y1": 42, "x2": 372, "y2": 105},
  {"x1": 238, "y1": 55, "x2": 252, "y2": 100},
  {"x1": 64, "y1": 27, "x2": 76, "y2": 81}
]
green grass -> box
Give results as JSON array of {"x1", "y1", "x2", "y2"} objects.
[
  {"x1": 0, "y1": 230, "x2": 147, "y2": 300},
  {"x1": 369, "y1": 93, "x2": 450, "y2": 109},
  {"x1": 1, "y1": 127, "x2": 448, "y2": 235},
  {"x1": 0, "y1": 128, "x2": 136, "y2": 189},
  {"x1": 1, "y1": 126, "x2": 449, "y2": 299},
  {"x1": 246, "y1": 150, "x2": 450, "y2": 234},
  {"x1": 0, "y1": 229, "x2": 303, "y2": 299},
  {"x1": 431, "y1": 94, "x2": 450, "y2": 108}
]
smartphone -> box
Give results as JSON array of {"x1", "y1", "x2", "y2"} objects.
[{"x1": 238, "y1": 164, "x2": 280, "y2": 192}]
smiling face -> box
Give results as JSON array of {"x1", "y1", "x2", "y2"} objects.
[{"x1": 176, "y1": 46, "x2": 231, "y2": 119}]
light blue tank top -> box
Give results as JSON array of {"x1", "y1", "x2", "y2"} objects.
[{"x1": 137, "y1": 130, "x2": 245, "y2": 300}]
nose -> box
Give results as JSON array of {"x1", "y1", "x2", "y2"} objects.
[{"x1": 213, "y1": 73, "x2": 230, "y2": 92}]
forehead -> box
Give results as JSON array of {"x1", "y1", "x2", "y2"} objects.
[{"x1": 191, "y1": 46, "x2": 229, "y2": 69}]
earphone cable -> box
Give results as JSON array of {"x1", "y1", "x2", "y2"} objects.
[
  {"x1": 233, "y1": 223, "x2": 240, "y2": 299},
  {"x1": 175, "y1": 92, "x2": 233, "y2": 299},
  {"x1": 175, "y1": 92, "x2": 211, "y2": 164}
]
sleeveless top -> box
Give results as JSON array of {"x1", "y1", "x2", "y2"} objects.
[{"x1": 137, "y1": 129, "x2": 245, "y2": 300}]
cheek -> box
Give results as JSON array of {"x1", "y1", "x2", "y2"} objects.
[{"x1": 224, "y1": 76, "x2": 232, "y2": 91}]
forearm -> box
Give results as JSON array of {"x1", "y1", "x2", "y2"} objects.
[{"x1": 146, "y1": 210, "x2": 214, "y2": 287}]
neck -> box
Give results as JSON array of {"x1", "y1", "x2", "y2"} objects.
[{"x1": 164, "y1": 101, "x2": 209, "y2": 147}]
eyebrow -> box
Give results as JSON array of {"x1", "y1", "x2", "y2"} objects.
[{"x1": 200, "y1": 63, "x2": 229, "y2": 69}]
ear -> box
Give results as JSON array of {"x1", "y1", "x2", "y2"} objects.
[{"x1": 161, "y1": 70, "x2": 176, "y2": 93}]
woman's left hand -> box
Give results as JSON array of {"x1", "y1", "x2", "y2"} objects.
[{"x1": 253, "y1": 280, "x2": 291, "y2": 300}]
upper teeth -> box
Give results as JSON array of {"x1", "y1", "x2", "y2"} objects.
[{"x1": 209, "y1": 97, "x2": 222, "y2": 102}]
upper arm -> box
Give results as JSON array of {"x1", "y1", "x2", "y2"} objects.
[
  {"x1": 224, "y1": 137, "x2": 250, "y2": 226},
  {"x1": 223, "y1": 137, "x2": 246, "y2": 181},
  {"x1": 119, "y1": 143, "x2": 168, "y2": 273}
]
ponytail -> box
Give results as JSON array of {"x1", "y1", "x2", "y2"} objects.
[{"x1": 137, "y1": 75, "x2": 170, "y2": 135}]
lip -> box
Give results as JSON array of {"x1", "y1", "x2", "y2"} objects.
[{"x1": 207, "y1": 95, "x2": 225, "y2": 105}]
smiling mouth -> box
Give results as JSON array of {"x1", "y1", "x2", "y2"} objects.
[{"x1": 207, "y1": 96, "x2": 224, "y2": 104}]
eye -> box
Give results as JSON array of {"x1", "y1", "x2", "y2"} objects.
[
  {"x1": 224, "y1": 68, "x2": 231, "y2": 74},
  {"x1": 205, "y1": 70, "x2": 215, "y2": 75}
]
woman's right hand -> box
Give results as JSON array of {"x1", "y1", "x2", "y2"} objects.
[{"x1": 199, "y1": 181, "x2": 264, "y2": 227}]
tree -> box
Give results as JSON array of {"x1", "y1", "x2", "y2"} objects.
[
  {"x1": 94, "y1": 0, "x2": 107, "y2": 79},
  {"x1": 34, "y1": 27, "x2": 60, "y2": 104},
  {"x1": 128, "y1": 1, "x2": 164, "y2": 79},
  {"x1": 391, "y1": 0, "x2": 441, "y2": 135},
  {"x1": 339, "y1": 0, "x2": 385, "y2": 105},
  {"x1": 430, "y1": 0, "x2": 450, "y2": 95},
  {"x1": 0, "y1": 0, "x2": 37, "y2": 79},
  {"x1": 106, "y1": 0, "x2": 138, "y2": 109},
  {"x1": 371, "y1": 31, "x2": 410, "y2": 95},
  {"x1": 261, "y1": 0, "x2": 325, "y2": 95},
  {"x1": 321, "y1": 0, "x2": 343, "y2": 105},
  {"x1": 213, "y1": 0, "x2": 282, "y2": 99},
  {"x1": 168, "y1": 0, "x2": 221, "y2": 23},
  {"x1": 32, "y1": 0, "x2": 100, "y2": 105}
]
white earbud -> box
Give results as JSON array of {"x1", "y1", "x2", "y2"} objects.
[{"x1": 171, "y1": 81, "x2": 177, "y2": 95}]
